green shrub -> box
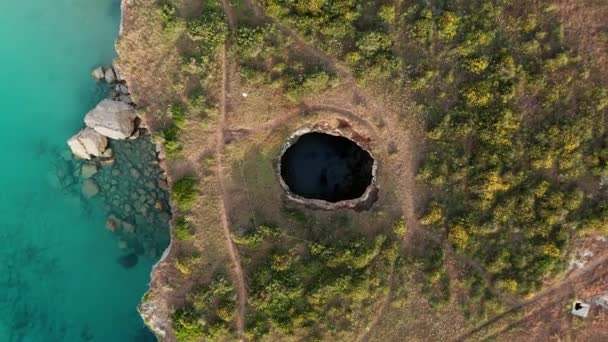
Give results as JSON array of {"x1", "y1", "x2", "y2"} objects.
[
  {"x1": 186, "y1": 11, "x2": 228, "y2": 51},
  {"x1": 174, "y1": 218, "x2": 193, "y2": 240},
  {"x1": 379, "y1": 5, "x2": 396, "y2": 24},
  {"x1": 162, "y1": 124, "x2": 182, "y2": 159},
  {"x1": 171, "y1": 177, "x2": 198, "y2": 211},
  {"x1": 175, "y1": 255, "x2": 201, "y2": 275},
  {"x1": 172, "y1": 307, "x2": 204, "y2": 342},
  {"x1": 356, "y1": 32, "x2": 393, "y2": 56},
  {"x1": 168, "y1": 103, "x2": 187, "y2": 128},
  {"x1": 392, "y1": 218, "x2": 408, "y2": 238},
  {"x1": 158, "y1": 1, "x2": 179, "y2": 31},
  {"x1": 232, "y1": 225, "x2": 282, "y2": 247},
  {"x1": 437, "y1": 12, "x2": 459, "y2": 40},
  {"x1": 287, "y1": 71, "x2": 331, "y2": 99}
]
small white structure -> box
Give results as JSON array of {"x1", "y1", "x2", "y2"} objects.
[{"x1": 572, "y1": 301, "x2": 590, "y2": 318}]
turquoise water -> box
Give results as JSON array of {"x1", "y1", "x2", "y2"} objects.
[{"x1": 0, "y1": 1, "x2": 158, "y2": 341}]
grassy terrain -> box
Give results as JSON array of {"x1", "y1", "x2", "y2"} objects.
[{"x1": 117, "y1": 0, "x2": 608, "y2": 340}]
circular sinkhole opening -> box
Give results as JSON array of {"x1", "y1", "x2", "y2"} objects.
[{"x1": 279, "y1": 132, "x2": 375, "y2": 203}]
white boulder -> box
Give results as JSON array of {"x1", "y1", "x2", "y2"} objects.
[
  {"x1": 79, "y1": 127, "x2": 108, "y2": 156},
  {"x1": 104, "y1": 67, "x2": 117, "y2": 84},
  {"x1": 92, "y1": 66, "x2": 105, "y2": 81},
  {"x1": 67, "y1": 134, "x2": 89, "y2": 160},
  {"x1": 118, "y1": 84, "x2": 129, "y2": 95},
  {"x1": 84, "y1": 99, "x2": 137, "y2": 140},
  {"x1": 118, "y1": 95, "x2": 133, "y2": 104},
  {"x1": 67, "y1": 127, "x2": 108, "y2": 160}
]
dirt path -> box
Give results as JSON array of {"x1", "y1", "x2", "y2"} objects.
[
  {"x1": 357, "y1": 264, "x2": 396, "y2": 342},
  {"x1": 214, "y1": 3, "x2": 248, "y2": 340},
  {"x1": 221, "y1": 0, "x2": 236, "y2": 27},
  {"x1": 217, "y1": 41, "x2": 248, "y2": 341}
]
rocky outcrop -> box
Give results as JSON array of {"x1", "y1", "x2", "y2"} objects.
[
  {"x1": 84, "y1": 99, "x2": 137, "y2": 140},
  {"x1": 67, "y1": 128, "x2": 108, "y2": 160},
  {"x1": 69, "y1": 65, "x2": 141, "y2": 159}
]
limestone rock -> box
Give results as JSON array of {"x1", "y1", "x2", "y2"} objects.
[
  {"x1": 92, "y1": 66, "x2": 105, "y2": 81},
  {"x1": 104, "y1": 67, "x2": 117, "y2": 84},
  {"x1": 80, "y1": 164, "x2": 98, "y2": 179},
  {"x1": 84, "y1": 99, "x2": 137, "y2": 140},
  {"x1": 67, "y1": 128, "x2": 108, "y2": 160},
  {"x1": 158, "y1": 179, "x2": 169, "y2": 191},
  {"x1": 128, "y1": 129, "x2": 140, "y2": 140},
  {"x1": 118, "y1": 95, "x2": 133, "y2": 104},
  {"x1": 67, "y1": 134, "x2": 89, "y2": 160},
  {"x1": 112, "y1": 64, "x2": 124, "y2": 82},
  {"x1": 118, "y1": 84, "x2": 129, "y2": 95},
  {"x1": 101, "y1": 148, "x2": 114, "y2": 159},
  {"x1": 82, "y1": 179, "x2": 99, "y2": 198},
  {"x1": 79, "y1": 127, "x2": 108, "y2": 157}
]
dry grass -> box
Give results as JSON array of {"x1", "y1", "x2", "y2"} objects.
[
  {"x1": 552, "y1": 0, "x2": 608, "y2": 81},
  {"x1": 119, "y1": 0, "x2": 608, "y2": 340}
]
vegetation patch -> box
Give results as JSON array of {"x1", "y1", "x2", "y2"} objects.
[
  {"x1": 234, "y1": 222, "x2": 399, "y2": 340},
  {"x1": 172, "y1": 273, "x2": 237, "y2": 341},
  {"x1": 233, "y1": 22, "x2": 336, "y2": 100},
  {"x1": 171, "y1": 176, "x2": 198, "y2": 211},
  {"x1": 402, "y1": 0, "x2": 607, "y2": 301}
]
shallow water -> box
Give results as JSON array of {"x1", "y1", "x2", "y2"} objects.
[{"x1": 0, "y1": 1, "x2": 161, "y2": 341}]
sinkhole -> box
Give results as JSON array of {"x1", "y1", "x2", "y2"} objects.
[{"x1": 279, "y1": 131, "x2": 375, "y2": 204}]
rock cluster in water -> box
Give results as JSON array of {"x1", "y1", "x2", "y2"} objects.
[
  {"x1": 95, "y1": 138, "x2": 171, "y2": 259},
  {"x1": 68, "y1": 66, "x2": 139, "y2": 160},
  {"x1": 51, "y1": 137, "x2": 171, "y2": 260},
  {"x1": 60, "y1": 65, "x2": 171, "y2": 260}
]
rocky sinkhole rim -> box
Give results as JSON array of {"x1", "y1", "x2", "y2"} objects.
[{"x1": 277, "y1": 127, "x2": 378, "y2": 211}]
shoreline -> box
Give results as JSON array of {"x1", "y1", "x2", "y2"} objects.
[{"x1": 116, "y1": 0, "x2": 175, "y2": 339}]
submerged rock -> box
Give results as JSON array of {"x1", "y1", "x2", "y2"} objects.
[
  {"x1": 84, "y1": 99, "x2": 137, "y2": 140},
  {"x1": 105, "y1": 214, "x2": 121, "y2": 232},
  {"x1": 80, "y1": 164, "x2": 98, "y2": 179},
  {"x1": 117, "y1": 253, "x2": 138, "y2": 269},
  {"x1": 67, "y1": 127, "x2": 108, "y2": 160},
  {"x1": 118, "y1": 94, "x2": 133, "y2": 105},
  {"x1": 82, "y1": 179, "x2": 100, "y2": 198},
  {"x1": 122, "y1": 221, "x2": 135, "y2": 234}
]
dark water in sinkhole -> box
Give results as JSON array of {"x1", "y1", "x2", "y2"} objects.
[{"x1": 280, "y1": 132, "x2": 374, "y2": 202}]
